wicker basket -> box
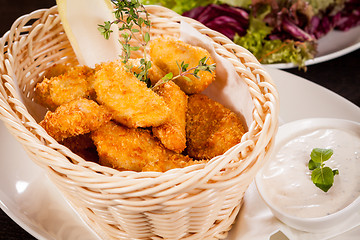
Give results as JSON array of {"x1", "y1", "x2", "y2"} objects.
[{"x1": 0, "y1": 5, "x2": 279, "y2": 240}]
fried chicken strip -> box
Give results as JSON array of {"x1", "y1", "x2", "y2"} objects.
[
  {"x1": 153, "y1": 81, "x2": 187, "y2": 153},
  {"x1": 91, "y1": 121, "x2": 202, "y2": 172},
  {"x1": 186, "y1": 94, "x2": 245, "y2": 160},
  {"x1": 40, "y1": 98, "x2": 111, "y2": 141},
  {"x1": 35, "y1": 65, "x2": 96, "y2": 110},
  {"x1": 149, "y1": 37, "x2": 216, "y2": 94},
  {"x1": 94, "y1": 60, "x2": 170, "y2": 128}
]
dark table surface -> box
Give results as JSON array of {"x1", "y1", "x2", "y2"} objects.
[{"x1": 0, "y1": 1, "x2": 359, "y2": 239}]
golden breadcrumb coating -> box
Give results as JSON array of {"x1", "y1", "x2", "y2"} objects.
[
  {"x1": 40, "y1": 98, "x2": 112, "y2": 141},
  {"x1": 153, "y1": 81, "x2": 187, "y2": 153},
  {"x1": 127, "y1": 58, "x2": 166, "y2": 86},
  {"x1": 142, "y1": 156, "x2": 208, "y2": 172},
  {"x1": 91, "y1": 121, "x2": 201, "y2": 172},
  {"x1": 149, "y1": 37, "x2": 216, "y2": 94},
  {"x1": 35, "y1": 65, "x2": 96, "y2": 110},
  {"x1": 94, "y1": 60, "x2": 170, "y2": 128},
  {"x1": 186, "y1": 94, "x2": 245, "y2": 160}
]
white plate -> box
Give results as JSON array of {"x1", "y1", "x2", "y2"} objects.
[
  {"x1": 265, "y1": 25, "x2": 360, "y2": 69},
  {"x1": 1, "y1": 67, "x2": 359, "y2": 239}
]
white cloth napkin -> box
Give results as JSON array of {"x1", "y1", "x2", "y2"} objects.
[{"x1": 179, "y1": 20, "x2": 254, "y2": 128}]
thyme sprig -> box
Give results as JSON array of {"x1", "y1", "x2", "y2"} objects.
[
  {"x1": 98, "y1": 0, "x2": 151, "y2": 85},
  {"x1": 98, "y1": 0, "x2": 216, "y2": 89},
  {"x1": 152, "y1": 57, "x2": 216, "y2": 90}
]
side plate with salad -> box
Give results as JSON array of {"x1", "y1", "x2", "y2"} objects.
[{"x1": 142, "y1": 0, "x2": 360, "y2": 68}]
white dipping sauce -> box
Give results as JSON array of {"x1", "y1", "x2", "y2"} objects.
[{"x1": 260, "y1": 128, "x2": 360, "y2": 218}]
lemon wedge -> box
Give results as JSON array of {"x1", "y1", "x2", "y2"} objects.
[{"x1": 56, "y1": 0, "x2": 122, "y2": 67}]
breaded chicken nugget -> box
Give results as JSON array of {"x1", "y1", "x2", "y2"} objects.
[
  {"x1": 153, "y1": 81, "x2": 187, "y2": 153},
  {"x1": 40, "y1": 98, "x2": 111, "y2": 141},
  {"x1": 35, "y1": 65, "x2": 96, "y2": 110},
  {"x1": 127, "y1": 58, "x2": 166, "y2": 86},
  {"x1": 94, "y1": 60, "x2": 170, "y2": 128},
  {"x1": 186, "y1": 94, "x2": 245, "y2": 160},
  {"x1": 91, "y1": 121, "x2": 199, "y2": 172},
  {"x1": 149, "y1": 37, "x2": 216, "y2": 94}
]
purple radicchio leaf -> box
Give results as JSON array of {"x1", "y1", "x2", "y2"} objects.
[
  {"x1": 307, "y1": 15, "x2": 334, "y2": 39},
  {"x1": 280, "y1": 17, "x2": 315, "y2": 41},
  {"x1": 183, "y1": 4, "x2": 249, "y2": 40},
  {"x1": 334, "y1": 0, "x2": 360, "y2": 31}
]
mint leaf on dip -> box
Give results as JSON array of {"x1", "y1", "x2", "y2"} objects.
[
  {"x1": 310, "y1": 148, "x2": 333, "y2": 163},
  {"x1": 308, "y1": 148, "x2": 339, "y2": 192},
  {"x1": 311, "y1": 167, "x2": 335, "y2": 192}
]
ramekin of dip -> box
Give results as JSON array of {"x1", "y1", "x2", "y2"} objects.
[{"x1": 255, "y1": 118, "x2": 360, "y2": 233}]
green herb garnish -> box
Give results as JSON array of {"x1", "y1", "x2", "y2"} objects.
[
  {"x1": 151, "y1": 56, "x2": 216, "y2": 90},
  {"x1": 98, "y1": 0, "x2": 152, "y2": 85},
  {"x1": 98, "y1": 0, "x2": 215, "y2": 88},
  {"x1": 308, "y1": 148, "x2": 339, "y2": 192}
]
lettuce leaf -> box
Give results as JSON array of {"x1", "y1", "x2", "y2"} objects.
[
  {"x1": 261, "y1": 40, "x2": 316, "y2": 67},
  {"x1": 233, "y1": 5, "x2": 272, "y2": 54},
  {"x1": 234, "y1": 4, "x2": 317, "y2": 68},
  {"x1": 235, "y1": 34, "x2": 316, "y2": 67}
]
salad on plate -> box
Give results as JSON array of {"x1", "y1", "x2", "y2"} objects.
[{"x1": 142, "y1": 0, "x2": 360, "y2": 68}]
